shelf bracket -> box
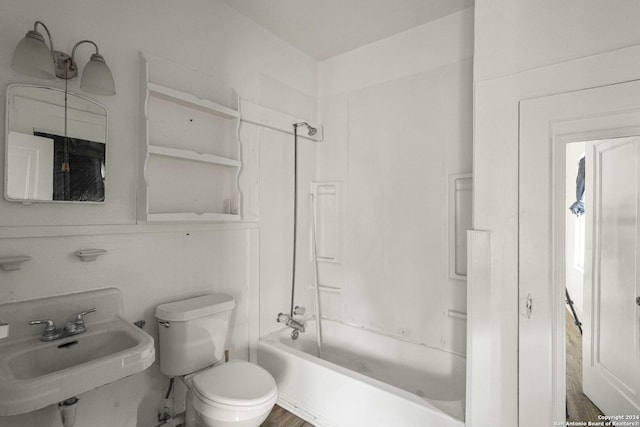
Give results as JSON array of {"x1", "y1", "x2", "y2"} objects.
[
  {"x1": 75, "y1": 249, "x2": 108, "y2": 262},
  {"x1": 0, "y1": 256, "x2": 32, "y2": 271}
]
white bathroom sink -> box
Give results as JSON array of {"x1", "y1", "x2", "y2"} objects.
[{"x1": 0, "y1": 289, "x2": 155, "y2": 416}]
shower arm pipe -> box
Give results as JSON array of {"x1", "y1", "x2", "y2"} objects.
[
  {"x1": 289, "y1": 120, "x2": 319, "y2": 318},
  {"x1": 289, "y1": 124, "x2": 299, "y2": 318},
  {"x1": 293, "y1": 121, "x2": 318, "y2": 137}
]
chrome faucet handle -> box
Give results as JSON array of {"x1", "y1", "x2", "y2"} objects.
[
  {"x1": 74, "y1": 308, "x2": 96, "y2": 321},
  {"x1": 73, "y1": 308, "x2": 96, "y2": 333},
  {"x1": 29, "y1": 319, "x2": 61, "y2": 341},
  {"x1": 29, "y1": 319, "x2": 56, "y2": 330}
]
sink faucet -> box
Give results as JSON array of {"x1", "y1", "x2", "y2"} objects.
[{"x1": 29, "y1": 308, "x2": 96, "y2": 342}]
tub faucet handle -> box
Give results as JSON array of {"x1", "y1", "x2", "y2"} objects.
[{"x1": 293, "y1": 306, "x2": 306, "y2": 316}]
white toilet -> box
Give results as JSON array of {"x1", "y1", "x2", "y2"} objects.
[{"x1": 155, "y1": 293, "x2": 278, "y2": 427}]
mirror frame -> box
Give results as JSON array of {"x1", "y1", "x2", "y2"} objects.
[{"x1": 4, "y1": 84, "x2": 108, "y2": 204}]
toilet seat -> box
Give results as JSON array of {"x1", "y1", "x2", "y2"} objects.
[{"x1": 192, "y1": 360, "x2": 278, "y2": 408}]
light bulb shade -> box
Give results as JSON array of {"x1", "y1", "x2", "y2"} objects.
[
  {"x1": 80, "y1": 54, "x2": 116, "y2": 96},
  {"x1": 12, "y1": 30, "x2": 56, "y2": 79}
]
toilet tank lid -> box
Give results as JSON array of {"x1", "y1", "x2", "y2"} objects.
[{"x1": 155, "y1": 293, "x2": 235, "y2": 321}]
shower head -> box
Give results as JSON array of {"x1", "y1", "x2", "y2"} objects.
[{"x1": 293, "y1": 121, "x2": 317, "y2": 136}]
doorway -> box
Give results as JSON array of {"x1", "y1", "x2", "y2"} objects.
[
  {"x1": 518, "y1": 79, "x2": 640, "y2": 426},
  {"x1": 564, "y1": 141, "x2": 601, "y2": 421}
]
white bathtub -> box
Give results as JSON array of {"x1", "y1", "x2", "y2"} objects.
[{"x1": 257, "y1": 319, "x2": 465, "y2": 427}]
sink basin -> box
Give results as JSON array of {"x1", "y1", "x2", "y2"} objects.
[
  {"x1": 7, "y1": 325, "x2": 141, "y2": 380},
  {"x1": 0, "y1": 289, "x2": 155, "y2": 416}
]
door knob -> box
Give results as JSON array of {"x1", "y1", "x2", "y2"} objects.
[{"x1": 526, "y1": 294, "x2": 533, "y2": 319}]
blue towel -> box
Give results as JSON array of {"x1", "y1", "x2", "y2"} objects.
[{"x1": 569, "y1": 156, "x2": 585, "y2": 216}]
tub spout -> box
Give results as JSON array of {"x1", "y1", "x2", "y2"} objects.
[
  {"x1": 277, "y1": 313, "x2": 305, "y2": 333},
  {"x1": 288, "y1": 318, "x2": 305, "y2": 333}
]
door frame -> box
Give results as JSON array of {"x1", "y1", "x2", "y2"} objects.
[{"x1": 518, "y1": 80, "x2": 640, "y2": 425}]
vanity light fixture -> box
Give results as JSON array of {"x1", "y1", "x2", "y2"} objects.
[{"x1": 12, "y1": 20, "x2": 116, "y2": 96}]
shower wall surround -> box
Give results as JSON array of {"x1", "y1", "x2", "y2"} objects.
[
  {"x1": 315, "y1": 9, "x2": 474, "y2": 355},
  {"x1": 0, "y1": 0, "x2": 316, "y2": 426}
]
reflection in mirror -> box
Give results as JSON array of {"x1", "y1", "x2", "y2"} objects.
[{"x1": 5, "y1": 84, "x2": 107, "y2": 202}]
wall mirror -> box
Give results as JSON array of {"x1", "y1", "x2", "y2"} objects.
[{"x1": 5, "y1": 84, "x2": 107, "y2": 203}]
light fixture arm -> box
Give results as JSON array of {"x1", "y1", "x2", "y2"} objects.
[
  {"x1": 33, "y1": 20, "x2": 55, "y2": 54},
  {"x1": 70, "y1": 40, "x2": 100, "y2": 72},
  {"x1": 56, "y1": 40, "x2": 101, "y2": 79}
]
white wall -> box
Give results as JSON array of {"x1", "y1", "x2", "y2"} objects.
[
  {"x1": 320, "y1": 8, "x2": 474, "y2": 97},
  {"x1": 315, "y1": 9, "x2": 473, "y2": 354},
  {"x1": 474, "y1": 0, "x2": 640, "y2": 81},
  {"x1": 0, "y1": 0, "x2": 317, "y2": 425},
  {"x1": 473, "y1": 1, "x2": 640, "y2": 425}
]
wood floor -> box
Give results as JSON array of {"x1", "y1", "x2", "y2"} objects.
[
  {"x1": 261, "y1": 405, "x2": 314, "y2": 427},
  {"x1": 566, "y1": 309, "x2": 604, "y2": 422}
]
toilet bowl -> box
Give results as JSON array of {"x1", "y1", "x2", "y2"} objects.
[
  {"x1": 155, "y1": 294, "x2": 278, "y2": 427},
  {"x1": 184, "y1": 360, "x2": 278, "y2": 427}
]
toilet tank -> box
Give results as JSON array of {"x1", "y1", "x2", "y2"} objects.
[{"x1": 155, "y1": 293, "x2": 235, "y2": 377}]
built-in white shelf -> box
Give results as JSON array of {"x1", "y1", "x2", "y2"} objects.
[
  {"x1": 146, "y1": 212, "x2": 241, "y2": 222},
  {"x1": 148, "y1": 145, "x2": 241, "y2": 167},
  {"x1": 139, "y1": 53, "x2": 242, "y2": 224},
  {"x1": 148, "y1": 83, "x2": 240, "y2": 120}
]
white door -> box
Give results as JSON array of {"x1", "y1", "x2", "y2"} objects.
[
  {"x1": 583, "y1": 137, "x2": 640, "y2": 415},
  {"x1": 519, "y1": 79, "x2": 640, "y2": 426},
  {"x1": 6, "y1": 131, "x2": 53, "y2": 200}
]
